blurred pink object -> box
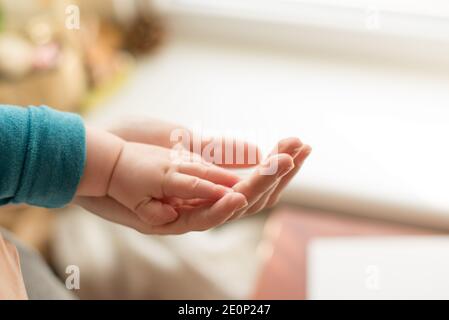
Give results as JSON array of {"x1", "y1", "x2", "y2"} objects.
[
  {"x1": 252, "y1": 206, "x2": 442, "y2": 300},
  {"x1": 32, "y1": 43, "x2": 60, "y2": 70}
]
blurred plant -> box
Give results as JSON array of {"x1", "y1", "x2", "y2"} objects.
[
  {"x1": 0, "y1": 0, "x2": 165, "y2": 112},
  {"x1": 125, "y1": 12, "x2": 164, "y2": 55}
]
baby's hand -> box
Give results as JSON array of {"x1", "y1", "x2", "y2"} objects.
[
  {"x1": 77, "y1": 127, "x2": 245, "y2": 228},
  {"x1": 108, "y1": 142, "x2": 243, "y2": 226}
]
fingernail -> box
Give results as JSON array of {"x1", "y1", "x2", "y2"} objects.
[{"x1": 215, "y1": 185, "x2": 230, "y2": 195}]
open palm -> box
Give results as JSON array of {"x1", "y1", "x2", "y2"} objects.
[{"x1": 76, "y1": 117, "x2": 311, "y2": 234}]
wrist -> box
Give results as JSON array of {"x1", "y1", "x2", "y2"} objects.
[{"x1": 76, "y1": 126, "x2": 125, "y2": 197}]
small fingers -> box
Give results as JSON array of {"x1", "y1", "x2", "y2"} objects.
[
  {"x1": 177, "y1": 162, "x2": 240, "y2": 187},
  {"x1": 134, "y1": 197, "x2": 179, "y2": 226},
  {"x1": 76, "y1": 193, "x2": 249, "y2": 235},
  {"x1": 152, "y1": 192, "x2": 248, "y2": 234},
  {"x1": 193, "y1": 192, "x2": 248, "y2": 231},
  {"x1": 163, "y1": 172, "x2": 231, "y2": 200}
]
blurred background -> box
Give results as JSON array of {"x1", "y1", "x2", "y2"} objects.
[{"x1": 2, "y1": 0, "x2": 449, "y2": 299}]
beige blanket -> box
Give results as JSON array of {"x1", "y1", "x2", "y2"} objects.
[{"x1": 51, "y1": 207, "x2": 266, "y2": 299}]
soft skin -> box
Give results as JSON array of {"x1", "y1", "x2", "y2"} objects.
[{"x1": 75, "y1": 118, "x2": 311, "y2": 235}]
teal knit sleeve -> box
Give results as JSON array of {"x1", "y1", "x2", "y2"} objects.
[{"x1": 0, "y1": 105, "x2": 86, "y2": 208}]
